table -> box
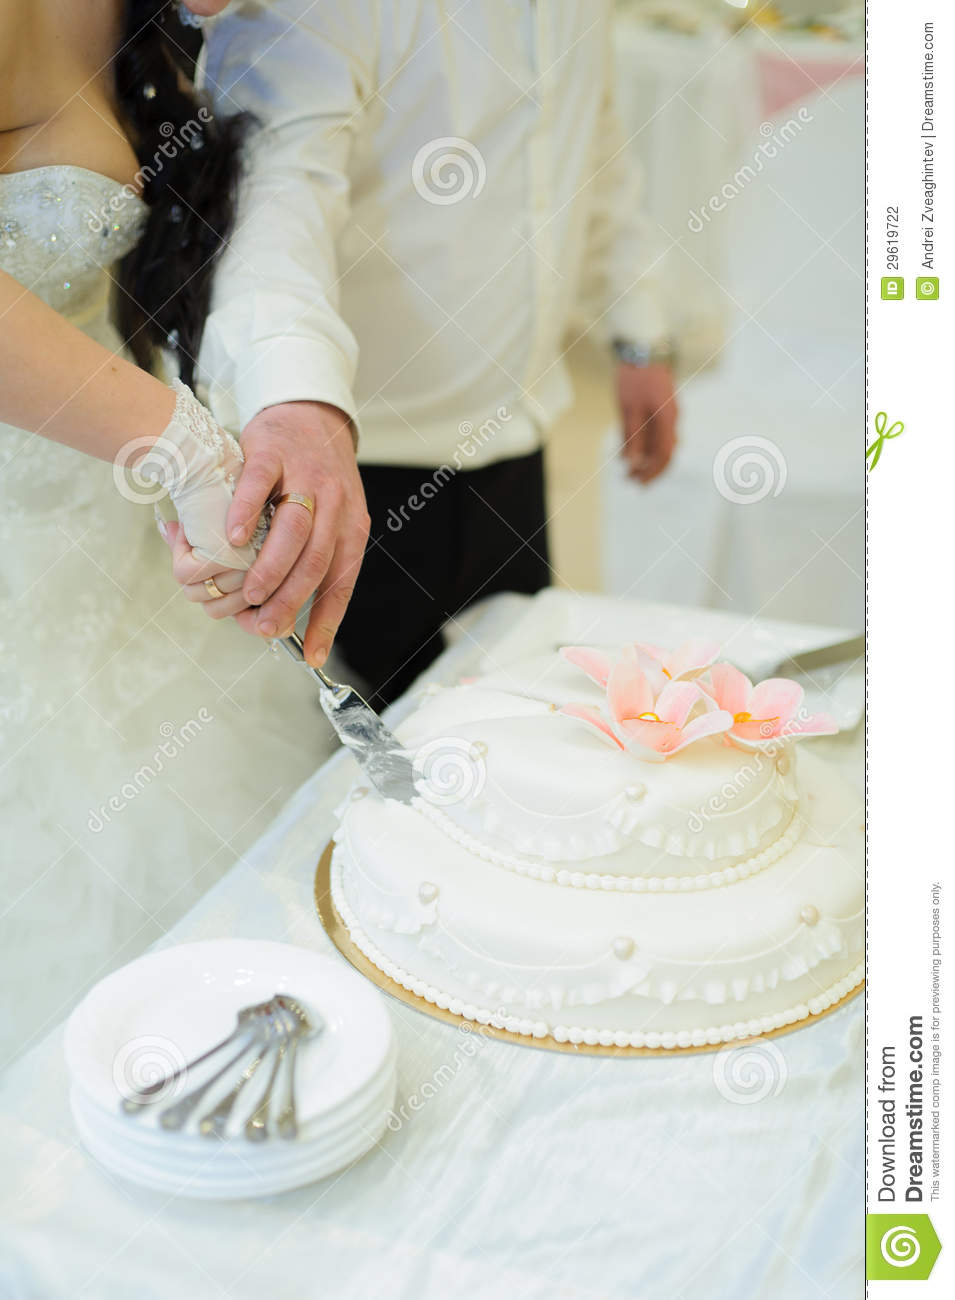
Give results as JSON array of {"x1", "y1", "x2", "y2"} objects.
[{"x1": 0, "y1": 592, "x2": 863, "y2": 1300}]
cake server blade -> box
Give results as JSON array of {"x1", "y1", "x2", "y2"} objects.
[
  {"x1": 276, "y1": 634, "x2": 417, "y2": 803},
  {"x1": 768, "y1": 634, "x2": 865, "y2": 680}
]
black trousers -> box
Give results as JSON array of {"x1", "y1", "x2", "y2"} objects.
[{"x1": 335, "y1": 449, "x2": 551, "y2": 707}]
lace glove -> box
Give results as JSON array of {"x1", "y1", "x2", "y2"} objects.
[{"x1": 137, "y1": 380, "x2": 262, "y2": 569}]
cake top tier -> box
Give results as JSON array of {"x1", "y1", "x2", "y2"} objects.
[{"x1": 393, "y1": 639, "x2": 836, "y2": 875}]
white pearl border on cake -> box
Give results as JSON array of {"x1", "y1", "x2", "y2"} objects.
[
  {"x1": 412, "y1": 798, "x2": 803, "y2": 893},
  {"x1": 330, "y1": 852, "x2": 863, "y2": 1050}
]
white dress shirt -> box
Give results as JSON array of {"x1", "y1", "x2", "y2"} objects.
[{"x1": 198, "y1": 0, "x2": 667, "y2": 468}]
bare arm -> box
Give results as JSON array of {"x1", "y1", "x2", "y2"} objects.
[
  {"x1": 0, "y1": 268, "x2": 174, "y2": 456},
  {"x1": 0, "y1": 269, "x2": 257, "y2": 575}
]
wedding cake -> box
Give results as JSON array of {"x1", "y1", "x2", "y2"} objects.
[{"x1": 330, "y1": 638, "x2": 864, "y2": 1050}]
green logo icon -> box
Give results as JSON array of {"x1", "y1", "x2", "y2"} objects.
[
  {"x1": 866, "y1": 1214, "x2": 942, "y2": 1280},
  {"x1": 866, "y1": 411, "x2": 904, "y2": 471},
  {"x1": 916, "y1": 276, "x2": 939, "y2": 299},
  {"x1": 881, "y1": 276, "x2": 904, "y2": 300}
]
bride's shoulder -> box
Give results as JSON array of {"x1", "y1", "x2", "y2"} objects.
[
  {"x1": 0, "y1": 0, "x2": 21, "y2": 37},
  {"x1": 0, "y1": 2, "x2": 140, "y2": 190},
  {"x1": 0, "y1": 0, "x2": 24, "y2": 118},
  {"x1": 0, "y1": 0, "x2": 43, "y2": 138}
]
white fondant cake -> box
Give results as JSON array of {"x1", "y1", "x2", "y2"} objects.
[{"x1": 331, "y1": 640, "x2": 864, "y2": 1049}]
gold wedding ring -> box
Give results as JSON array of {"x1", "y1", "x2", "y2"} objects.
[
  {"x1": 204, "y1": 577, "x2": 226, "y2": 600},
  {"x1": 274, "y1": 491, "x2": 315, "y2": 516}
]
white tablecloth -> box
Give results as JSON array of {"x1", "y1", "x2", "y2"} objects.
[{"x1": 0, "y1": 592, "x2": 863, "y2": 1300}]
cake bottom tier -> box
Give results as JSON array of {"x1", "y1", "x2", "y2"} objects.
[{"x1": 331, "y1": 762, "x2": 864, "y2": 1050}]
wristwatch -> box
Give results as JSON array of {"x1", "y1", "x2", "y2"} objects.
[{"x1": 612, "y1": 338, "x2": 676, "y2": 368}]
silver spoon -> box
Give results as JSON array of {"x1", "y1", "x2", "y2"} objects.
[
  {"x1": 273, "y1": 996, "x2": 319, "y2": 1140},
  {"x1": 158, "y1": 1022, "x2": 269, "y2": 1132},
  {"x1": 198, "y1": 1019, "x2": 278, "y2": 1139},
  {"x1": 120, "y1": 1000, "x2": 274, "y2": 1114},
  {"x1": 244, "y1": 1018, "x2": 291, "y2": 1142}
]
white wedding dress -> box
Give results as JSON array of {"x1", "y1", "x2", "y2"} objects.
[{"x1": 0, "y1": 166, "x2": 331, "y2": 1067}]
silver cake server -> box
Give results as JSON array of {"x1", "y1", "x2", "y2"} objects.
[
  {"x1": 766, "y1": 634, "x2": 864, "y2": 680},
  {"x1": 276, "y1": 634, "x2": 417, "y2": 803}
]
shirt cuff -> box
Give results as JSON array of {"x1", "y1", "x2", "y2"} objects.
[
  {"x1": 232, "y1": 337, "x2": 361, "y2": 447},
  {"x1": 602, "y1": 283, "x2": 670, "y2": 352}
]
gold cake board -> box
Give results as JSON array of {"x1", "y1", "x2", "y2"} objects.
[{"x1": 314, "y1": 842, "x2": 863, "y2": 1059}]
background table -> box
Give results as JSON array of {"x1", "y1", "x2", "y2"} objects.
[{"x1": 0, "y1": 592, "x2": 863, "y2": 1300}]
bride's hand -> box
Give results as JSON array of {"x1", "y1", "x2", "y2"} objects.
[
  {"x1": 161, "y1": 521, "x2": 253, "y2": 620},
  {"x1": 136, "y1": 380, "x2": 260, "y2": 571}
]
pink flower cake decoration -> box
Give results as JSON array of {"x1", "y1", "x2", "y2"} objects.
[
  {"x1": 703, "y1": 662, "x2": 838, "y2": 747},
  {"x1": 561, "y1": 638, "x2": 719, "y2": 691},
  {"x1": 559, "y1": 646, "x2": 732, "y2": 760},
  {"x1": 558, "y1": 641, "x2": 838, "y2": 760},
  {"x1": 632, "y1": 637, "x2": 720, "y2": 686}
]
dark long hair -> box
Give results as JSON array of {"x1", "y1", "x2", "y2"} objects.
[{"x1": 113, "y1": 1, "x2": 253, "y2": 388}]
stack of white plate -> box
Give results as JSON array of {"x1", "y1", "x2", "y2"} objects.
[{"x1": 64, "y1": 939, "x2": 396, "y2": 1199}]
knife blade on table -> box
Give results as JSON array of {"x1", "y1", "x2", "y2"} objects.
[{"x1": 768, "y1": 634, "x2": 865, "y2": 680}]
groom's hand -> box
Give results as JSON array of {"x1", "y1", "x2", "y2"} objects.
[
  {"x1": 617, "y1": 362, "x2": 678, "y2": 484},
  {"x1": 227, "y1": 401, "x2": 370, "y2": 667}
]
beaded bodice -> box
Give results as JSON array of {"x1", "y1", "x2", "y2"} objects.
[{"x1": 0, "y1": 165, "x2": 146, "y2": 321}]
